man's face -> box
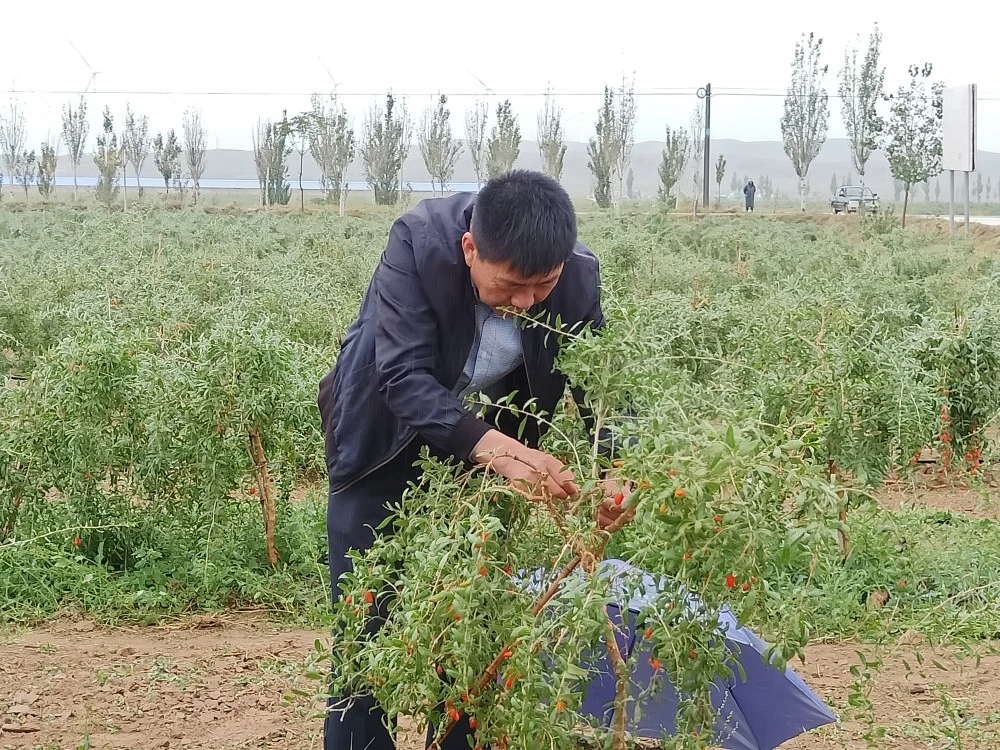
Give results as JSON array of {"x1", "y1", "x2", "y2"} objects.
[{"x1": 461, "y1": 232, "x2": 563, "y2": 312}]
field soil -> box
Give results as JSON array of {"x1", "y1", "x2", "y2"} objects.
[{"x1": 3, "y1": 486, "x2": 999, "y2": 750}]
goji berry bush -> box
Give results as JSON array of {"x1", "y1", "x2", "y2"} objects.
[{"x1": 4, "y1": 205, "x2": 1000, "y2": 744}]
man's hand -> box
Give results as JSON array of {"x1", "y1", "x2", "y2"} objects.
[
  {"x1": 471, "y1": 430, "x2": 579, "y2": 500},
  {"x1": 597, "y1": 477, "x2": 635, "y2": 531}
]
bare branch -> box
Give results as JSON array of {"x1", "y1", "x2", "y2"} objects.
[
  {"x1": 306, "y1": 93, "x2": 356, "y2": 207},
  {"x1": 0, "y1": 99, "x2": 27, "y2": 200},
  {"x1": 781, "y1": 32, "x2": 830, "y2": 210},
  {"x1": 464, "y1": 100, "x2": 489, "y2": 188},
  {"x1": 182, "y1": 109, "x2": 207, "y2": 204},
  {"x1": 537, "y1": 88, "x2": 567, "y2": 182},
  {"x1": 61, "y1": 96, "x2": 90, "y2": 197},
  {"x1": 122, "y1": 104, "x2": 151, "y2": 198},
  {"x1": 418, "y1": 94, "x2": 462, "y2": 195},
  {"x1": 839, "y1": 24, "x2": 885, "y2": 205}
]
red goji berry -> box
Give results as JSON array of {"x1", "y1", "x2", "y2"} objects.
[
  {"x1": 644, "y1": 627, "x2": 653, "y2": 639},
  {"x1": 725, "y1": 574, "x2": 737, "y2": 589},
  {"x1": 613, "y1": 492, "x2": 625, "y2": 506},
  {"x1": 649, "y1": 657, "x2": 661, "y2": 670},
  {"x1": 674, "y1": 487, "x2": 686, "y2": 499}
]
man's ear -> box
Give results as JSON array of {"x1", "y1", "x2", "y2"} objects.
[{"x1": 461, "y1": 232, "x2": 477, "y2": 268}]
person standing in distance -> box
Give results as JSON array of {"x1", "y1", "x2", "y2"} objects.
[
  {"x1": 743, "y1": 179, "x2": 756, "y2": 212},
  {"x1": 317, "y1": 170, "x2": 631, "y2": 750}
]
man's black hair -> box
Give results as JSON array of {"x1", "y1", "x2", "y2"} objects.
[{"x1": 470, "y1": 169, "x2": 577, "y2": 278}]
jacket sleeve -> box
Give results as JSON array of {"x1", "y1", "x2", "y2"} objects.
[{"x1": 373, "y1": 218, "x2": 493, "y2": 461}]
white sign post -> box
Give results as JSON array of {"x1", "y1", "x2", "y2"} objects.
[{"x1": 942, "y1": 84, "x2": 977, "y2": 238}]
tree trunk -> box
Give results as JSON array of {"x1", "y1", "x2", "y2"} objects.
[
  {"x1": 902, "y1": 187, "x2": 910, "y2": 228},
  {"x1": 299, "y1": 151, "x2": 305, "y2": 211},
  {"x1": 858, "y1": 171, "x2": 866, "y2": 216},
  {"x1": 799, "y1": 178, "x2": 806, "y2": 212},
  {"x1": 122, "y1": 168, "x2": 127, "y2": 211},
  {"x1": 73, "y1": 165, "x2": 78, "y2": 198}
]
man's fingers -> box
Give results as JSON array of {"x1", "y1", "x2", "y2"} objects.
[
  {"x1": 493, "y1": 448, "x2": 580, "y2": 501},
  {"x1": 558, "y1": 477, "x2": 580, "y2": 496},
  {"x1": 544, "y1": 475, "x2": 572, "y2": 500}
]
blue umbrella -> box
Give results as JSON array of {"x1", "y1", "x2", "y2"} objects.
[{"x1": 526, "y1": 559, "x2": 836, "y2": 749}]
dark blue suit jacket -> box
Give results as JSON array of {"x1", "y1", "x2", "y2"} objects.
[{"x1": 317, "y1": 193, "x2": 605, "y2": 493}]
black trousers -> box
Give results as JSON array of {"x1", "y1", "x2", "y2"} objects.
[{"x1": 324, "y1": 441, "x2": 482, "y2": 750}]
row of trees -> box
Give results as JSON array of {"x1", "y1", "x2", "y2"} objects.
[
  {"x1": 913, "y1": 174, "x2": 1000, "y2": 204},
  {"x1": 249, "y1": 91, "x2": 527, "y2": 211},
  {"x1": 0, "y1": 97, "x2": 207, "y2": 208},
  {"x1": 0, "y1": 25, "x2": 967, "y2": 219},
  {"x1": 0, "y1": 84, "x2": 681, "y2": 212},
  {"x1": 779, "y1": 24, "x2": 945, "y2": 225}
]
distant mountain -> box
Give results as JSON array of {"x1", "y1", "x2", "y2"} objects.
[{"x1": 62, "y1": 139, "x2": 1000, "y2": 202}]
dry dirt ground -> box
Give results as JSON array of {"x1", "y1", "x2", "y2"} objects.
[{"x1": 4, "y1": 484, "x2": 1000, "y2": 750}]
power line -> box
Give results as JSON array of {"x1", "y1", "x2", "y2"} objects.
[
  {"x1": 3, "y1": 88, "x2": 693, "y2": 97},
  {"x1": 5, "y1": 87, "x2": 1000, "y2": 101}
]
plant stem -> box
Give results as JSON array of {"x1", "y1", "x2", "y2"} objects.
[
  {"x1": 603, "y1": 607, "x2": 630, "y2": 750},
  {"x1": 428, "y1": 508, "x2": 639, "y2": 749},
  {"x1": 248, "y1": 427, "x2": 279, "y2": 566}
]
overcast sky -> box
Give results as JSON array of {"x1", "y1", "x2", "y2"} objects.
[{"x1": 6, "y1": 0, "x2": 999, "y2": 152}]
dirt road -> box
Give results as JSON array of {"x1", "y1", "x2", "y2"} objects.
[{"x1": 3, "y1": 615, "x2": 999, "y2": 749}]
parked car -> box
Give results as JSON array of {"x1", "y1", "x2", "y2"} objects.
[{"x1": 831, "y1": 185, "x2": 880, "y2": 214}]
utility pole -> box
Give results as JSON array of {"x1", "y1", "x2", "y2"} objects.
[{"x1": 698, "y1": 83, "x2": 712, "y2": 209}]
